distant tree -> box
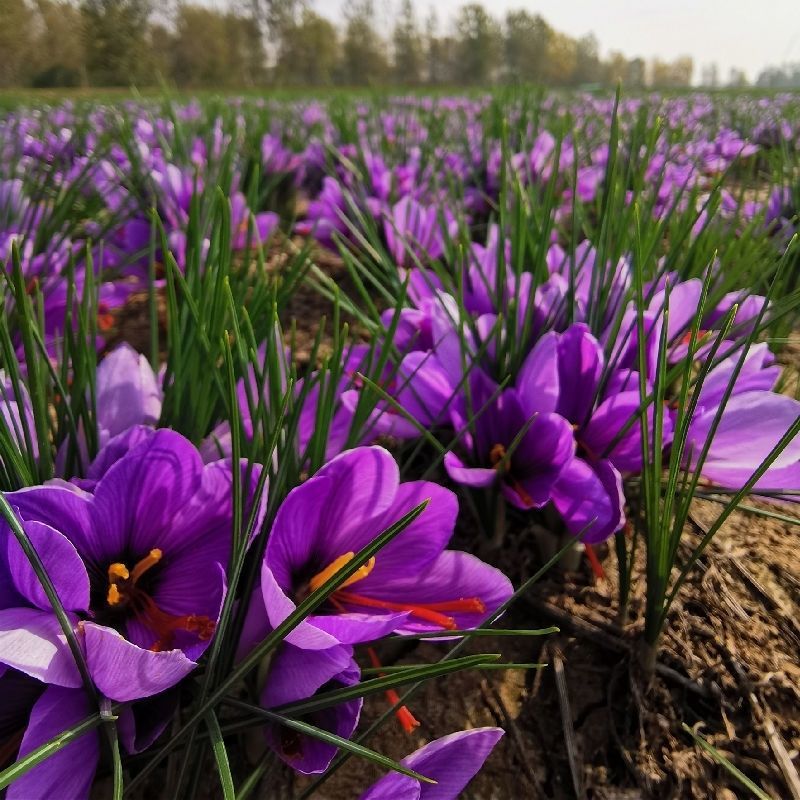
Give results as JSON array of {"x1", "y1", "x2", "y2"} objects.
[
  {"x1": 627, "y1": 57, "x2": 646, "y2": 88},
  {"x1": 0, "y1": 0, "x2": 36, "y2": 87},
  {"x1": 453, "y1": 3, "x2": 501, "y2": 85},
  {"x1": 572, "y1": 33, "x2": 601, "y2": 85},
  {"x1": 727, "y1": 67, "x2": 748, "y2": 87},
  {"x1": 392, "y1": 0, "x2": 423, "y2": 85},
  {"x1": 172, "y1": 5, "x2": 229, "y2": 86},
  {"x1": 650, "y1": 56, "x2": 693, "y2": 88},
  {"x1": 31, "y1": 0, "x2": 85, "y2": 87},
  {"x1": 81, "y1": 0, "x2": 153, "y2": 85},
  {"x1": 503, "y1": 10, "x2": 551, "y2": 84},
  {"x1": 341, "y1": 0, "x2": 389, "y2": 85},
  {"x1": 543, "y1": 31, "x2": 577, "y2": 86},
  {"x1": 700, "y1": 62, "x2": 719, "y2": 88},
  {"x1": 756, "y1": 62, "x2": 800, "y2": 88},
  {"x1": 276, "y1": 9, "x2": 338, "y2": 85}
]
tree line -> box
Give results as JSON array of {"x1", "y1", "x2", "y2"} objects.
[{"x1": 1, "y1": 0, "x2": 700, "y2": 90}]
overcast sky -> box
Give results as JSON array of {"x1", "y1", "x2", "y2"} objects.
[{"x1": 315, "y1": 0, "x2": 800, "y2": 83}]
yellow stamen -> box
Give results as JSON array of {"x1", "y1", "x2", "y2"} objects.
[
  {"x1": 308, "y1": 552, "x2": 376, "y2": 594},
  {"x1": 489, "y1": 443, "x2": 508, "y2": 471},
  {"x1": 108, "y1": 563, "x2": 129, "y2": 581},
  {"x1": 107, "y1": 583, "x2": 122, "y2": 606},
  {"x1": 131, "y1": 549, "x2": 162, "y2": 584}
]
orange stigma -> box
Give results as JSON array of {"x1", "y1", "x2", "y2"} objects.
[
  {"x1": 367, "y1": 647, "x2": 420, "y2": 734},
  {"x1": 105, "y1": 548, "x2": 215, "y2": 651},
  {"x1": 308, "y1": 553, "x2": 486, "y2": 632}
]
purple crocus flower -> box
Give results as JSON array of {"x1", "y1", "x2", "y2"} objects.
[
  {"x1": 1, "y1": 429, "x2": 260, "y2": 702},
  {"x1": 243, "y1": 446, "x2": 512, "y2": 652},
  {"x1": 383, "y1": 197, "x2": 457, "y2": 268},
  {"x1": 444, "y1": 370, "x2": 575, "y2": 512},
  {"x1": 517, "y1": 325, "x2": 630, "y2": 541},
  {"x1": 360, "y1": 727, "x2": 504, "y2": 800}
]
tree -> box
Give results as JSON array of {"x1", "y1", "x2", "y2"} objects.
[
  {"x1": 0, "y1": 0, "x2": 36, "y2": 87},
  {"x1": 340, "y1": 0, "x2": 389, "y2": 86},
  {"x1": 573, "y1": 33, "x2": 601, "y2": 85},
  {"x1": 172, "y1": 5, "x2": 228, "y2": 86},
  {"x1": 542, "y1": 31, "x2": 577, "y2": 86},
  {"x1": 32, "y1": 0, "x2": 85, "y2": 87},
  {"x1": 453, "y1": 3, "x2": 501, "y2": 85},
  {"x1": 81, "y1": 0, "x2": 153, "y2": 85},
  {"x1": 504, "y1": 10, "x2": 551, "y2": 84},
  {"x1": 275, "y1": 9, "x2": 338, "y2": 86},
  {"x1": 392, "y1": 0, "x2": 423, "y2": 85}
]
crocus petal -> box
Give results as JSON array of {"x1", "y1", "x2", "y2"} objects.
[
  {"x1": 5, "y1": 520, "x2": 90, "y2": 612},
  {"x1": 443, "y1": 452, "x2": 497, "y2": 488},
  {"x1": 517, "y1": 332, "x2": 560, "y2": 413},
  {"x1": 361, "y1": 727, "x2": 504, "y2": 800},
  {"x1": 8, "y1": 686, "x2": 99, "y2": 800},
  {"x1": 91, "y1": 429, "x2": 204, "y2": 563},
  {"x1": 82, "y1": 622, "x2": 196, "y2": 702},
  {"x1": 0, "y1": 608, "x2": 82, "y2": 687},
  {"x1": 551, "y1": 458, "x2": 625, "y2": 543},
  {"x1": 359, "y1": 480, "x2": 458, "y2": 577},
  {"x1": 688, "y1": 392, "x2": 800, "y2": 487},
  {"x1": 555, "y1": 323, "x2": 604, "y2": 424},
  {"x1": 266, "y1": 447, "x2": 398, "y2": 588},
  {"x1": 262, "y1": 644, "x2": 362, "y2": 775},
  {"x1": 95, "y1": 343, "x2": 161, "y2": 439},
  {"x1": 4, "y1": 485, "x2": 96, "y2": 566},
  {"x1": 383, "y1": 549, "x2": 512, "y2": 634}
]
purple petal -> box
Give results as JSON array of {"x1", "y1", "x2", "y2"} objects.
[
  {"x1": 443, "y1": 452, "x2": 497, "y2": 488},
  {"x1": 361, "y1": 727, "x2": 504, "y2": 800},
  {"x1": 262, "y1": 644, "x2": 362, "y2": 775},
  {"x1": 95, "y1": 344, "x2": 161, "y2": 439},
  {"x1": 91, "y1": 429, "x2": 204, "y2": 563},
  {"x1": 0, "y1": 608, "x2": 82, "y2": 687},
  {"x1": 363, "y1": 549, "x2": 513, "y2": 635},
  {"x1": 555, "y1": 324, "x2": 603, "y2": 423},
  {"x1": 551, "y1": 458, "x2": 625, "y2": 543},
  {"x1": 5, "y1": 521, "x2": 89, "y2": 613},
  {"x1": 517, "y1": 332, "x2": 560, "y2": 413},
  {"x1": 82, "y1": 622, "x2": 196, "y2": 702},
  {"x1": 8, "y1": 686, "x2": 99, "y2": 800},
  {"x1": 4, "y1": 485, "x2": 96, "y2": 566},
  {"x1": 688, "y1": 392, "x2": 800, "y2": 487}
]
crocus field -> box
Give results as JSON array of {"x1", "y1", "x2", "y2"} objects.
[{"x1": 0, "y1": 89, "x2": 799, "y2": 799}]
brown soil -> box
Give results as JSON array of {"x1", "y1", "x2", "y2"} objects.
[{"x1": 289, "y1": 496, "x2": 799, "y2": 800}]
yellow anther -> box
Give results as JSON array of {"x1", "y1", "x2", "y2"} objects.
[
  {"x1": 131, "y1": 549, "x2": 163, "y2": 584},
  {"x1": 108, "y1": 563, "x2": 129, "y2": 581},
  {"x1": 107, "y1": 583, "x2": 122, "y2": 606},
  {"x1": 309, "y1": 552, "x2": 376, "y2": 594}
]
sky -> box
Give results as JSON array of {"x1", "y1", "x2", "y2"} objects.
[{"x1": 317, "y1": 0, "x2": 800, "y2": 83}]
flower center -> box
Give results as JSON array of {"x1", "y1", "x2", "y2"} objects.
[
  {"x1": 307, "y1": 552, "x2": 485, "y2": 631},
  {"x1": 489, "y1": 442, "x2": 534, "y2": 506},
  {"x1": 106, "y1": 548, "x2": 215, "y2": 652}
]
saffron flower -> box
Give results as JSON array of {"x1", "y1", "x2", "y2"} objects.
[
  {"x1": 245, "y1": 446, "x2": 512, "y2": 652},
  {"x1": 444, "y1": 371, "x2": 575, "y2": 513},
  {"x1": 1, "y1": 429, "x2": 260, "y2": 702}
]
